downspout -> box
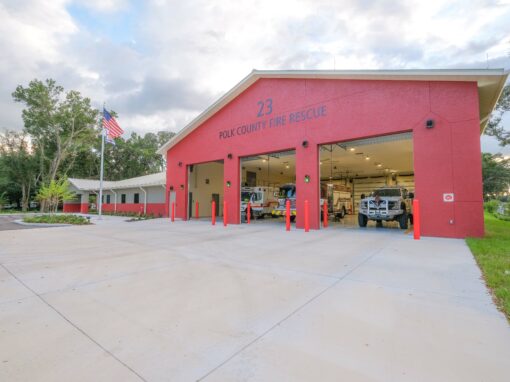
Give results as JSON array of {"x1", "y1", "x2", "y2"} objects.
[
  {"x1": 110, "y1": 189, "x2": 117, "y2": 213},
  {"x1": 140, "y1": 186, "x2": 147, "y2": 215}
]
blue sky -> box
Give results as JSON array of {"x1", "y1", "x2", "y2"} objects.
[{"x1": 0, "y1": 0, "x2": 509, "y2": 154}]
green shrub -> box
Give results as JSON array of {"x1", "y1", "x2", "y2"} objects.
[
  {"x1": 485, "y1": 199, "x2": 500, "y2": 214},
  {"x1": 23, "y1": 214, "x2": 91, "y2": 225}
]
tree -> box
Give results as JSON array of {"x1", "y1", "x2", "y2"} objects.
[
  {"x1": 485, "y1": 85, "x2": 510, "y2": 146},
  {"x1": 0, "y1": 192, "x2": 7, "y2": 211},
  {"x1": 36, "y1": 178, "x2": 75, "y2": 213},
  {"x1": 12, "y1": 79, "x2": 99, "y2": 193},
  {"x1": 481, "y1": 153, "x2": 510, "y2": 199},
  {"x1": 0, "y1": 130, "x2": 38, "y2": 211},
  {"x1": 66, "y1": 130, "x2": 175, "y2": 181}
]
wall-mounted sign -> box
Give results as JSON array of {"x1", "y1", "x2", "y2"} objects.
[
  {"x1": 218, "y1": 99, "x2": 327, "y2": 140},
  {"x1": 443, "y1": 193, "x2": 454, "y2": 202}
]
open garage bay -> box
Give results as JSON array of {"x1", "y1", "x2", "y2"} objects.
[{"x1": 1, "y1": 218, "x2": 509, "y2": 381}]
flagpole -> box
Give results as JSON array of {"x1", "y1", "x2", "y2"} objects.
[{"x1": 99, "y1": 104, "x2": 105, "y2": 220}]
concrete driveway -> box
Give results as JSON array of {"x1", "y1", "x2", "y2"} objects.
[
  {"x1": 0, "y1": 218, "x2": 509, "y2": 381},
  {"x1": 0, "y1": 215, "x2": 49, "y2": 231}
]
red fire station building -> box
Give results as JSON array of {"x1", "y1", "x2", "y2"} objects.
[{"x1": 156, "y1": 69, "x2": 508, "y2": 238}]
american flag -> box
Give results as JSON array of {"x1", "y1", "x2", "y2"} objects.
[{"x1": 102, "y1": 108, "x2": 124, "y2": 139}]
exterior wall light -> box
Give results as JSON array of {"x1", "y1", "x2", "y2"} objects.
[
  {"x1": 426, "y1": 119, "x2": 435, "y2": 129},
  {"x1": 178, "y1": 161, "x2": 182, "y2": 167},
  {"x1": 227, "y1": 153, "x2": 233, "y2": 159},
  {"x1": 302, "y1": 140, "x2": 309, "y2": 148},
  {"x1": 226, "y1": 181, "x2": 231, "y2": 187},
  {"x1": 304, "y1": 175, "x2": 311, "y2": 183},
  {"x1": 169, "y1": 186, "x2": 174, "y2": 191},
  {"x1": 180, "y1": 184, "x2": 184, "y2": 190}
]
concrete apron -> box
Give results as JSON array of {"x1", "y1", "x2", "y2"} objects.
[{"x1": 0, "y1": 219, "x2": 509, "y2": 382}]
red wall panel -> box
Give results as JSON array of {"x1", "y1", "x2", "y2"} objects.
[
  {"x1": 165, "y1": 78, "x2": 483, "y2": 238},
  {"x1": 63, "y1": 204, "x2": 81, "y2": 213},
  {"x1": 102, "y1": 203, "x2": 166, "y2": 216}
]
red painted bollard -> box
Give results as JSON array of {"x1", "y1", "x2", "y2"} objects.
[
  {"x1": 211, "y1": 201, "x2": 216, "y2": 225},
  {"x1": 195, "y1": 201, "x2": 199, "y2": 219},
  {"x1": 304, "y1": 200, "x2": 310, "y2": 232},
  {"x1": 247, "y1": 202, "x2": 251, "y2": 224},
  {"x1": 413, "y1": 199, "x2": 420, "y2": 240},
  {"x1": 171, "y1": 202, "x2": 175, "y2": 222},
  {"x1": 285, "y1": 200, "x2": 291, "y2": 231},
  {"x1": 323, "y1": 201, "x2": 328, "y2": 228},
  {"x1": 223, "y1": 201, "x2": 227, "y2": 227}
]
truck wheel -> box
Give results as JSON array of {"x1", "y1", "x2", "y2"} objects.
[
  {"x1": 358, "y1": 213, "x2": 368, "y2": 227},
  {"x1": 399, "y1": 212, "x2": 408, "y2": 229},
  {"x1": 376, "y1": 220, "x2": 383, "y2": 228},
  {"x1": 290, "y1": 215, "x2": 296, "y2": 223},
  {"x1": 339, "y1": 207, "x2": 346, "y2": 219}
]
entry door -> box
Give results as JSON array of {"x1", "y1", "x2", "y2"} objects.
[
  {"x1": 188, "y1": 192, "x2": 193, "y2": 219},
  {"x1": 212, "y1": 193, "x2": 220, "y2": 216}
]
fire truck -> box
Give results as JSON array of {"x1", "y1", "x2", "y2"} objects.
[{"x1": 240, "y1": 186, "x2": 279, "y2": 221}]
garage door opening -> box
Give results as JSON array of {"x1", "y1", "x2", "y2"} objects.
[
  {"x1": 319, "y1": 132, "x2": 414, "y2": 230},
  {"x1": 240, "y1": 150, "x2": 296, "y2": 225},
  {"x1": 187, "y1": 161, "x2": 224, "y2": 220}
]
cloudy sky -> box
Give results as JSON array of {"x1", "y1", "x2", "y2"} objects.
[{"x1": 1, "y1": 0, "x2": 509, "y2": 153}]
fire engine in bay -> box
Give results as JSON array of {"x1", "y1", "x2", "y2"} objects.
[{"x1": 240, "y1": 186, "x2": 279, "y2": 222}]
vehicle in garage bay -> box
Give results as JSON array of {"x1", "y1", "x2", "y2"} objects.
[
  {"x1": 271, "y1": 184, "x2": 297, "y2": 221},
  {"x1": 321, "y1": 183, "x2": 351, "y2": 220},
  {"x1": 241, "y1": 186, "x2": 278, "y2": 221},
  {"x1": 358, "y1": 187, "x2": 413, "y2": 229}
]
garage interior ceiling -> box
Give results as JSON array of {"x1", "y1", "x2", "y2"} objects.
[
  {"x1": 242, "y1": 150, "x2": 296, "y2": 174},
  {"x1": 320, "y1": 132, "x2": 413, "y2": 179}
]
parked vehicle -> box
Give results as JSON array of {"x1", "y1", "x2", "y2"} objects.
[
  {"x1": 271, "y1": 184, "x2": 330, "y2": 222},
  {"x1": 271, "y1": 184, "x2": 297, "y2": 221},
  {"x1": 358, "y1": 187, "x2": 413, "y2": 229},
  {"x1": 240, "y1": 186, "x2": 279, "y2": 221},
  {"x1": 320, "y1": 183, "x2": 351, "y2": 220}
]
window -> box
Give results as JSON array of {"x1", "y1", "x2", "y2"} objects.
[
  {"x1": 121, "y1": 194, "x2": 126, "y2": 204},
  {"x1": 134, "y1": 193, "x2": 140, "y2": 204},
  {"x1": 106, "y1": 195, "x2": 111, "y2": 204}
]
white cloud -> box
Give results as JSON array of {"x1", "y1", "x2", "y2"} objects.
[{"x1": 0, "y1": 0, "x2": 509, "y2": 155}]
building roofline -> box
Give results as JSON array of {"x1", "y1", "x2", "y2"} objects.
[
  {"x1": 157, "y1": 68, "x2": 509, "y2": 155},
  {"x1": 68, "y1": 172, "x2": 166, "y2": 192}
]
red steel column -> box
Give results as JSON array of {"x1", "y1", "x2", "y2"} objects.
[
  {"x1": 323, "y1": 201, "x2": 328, "y2": 228},
  {"x1": 223, "y1": 201, "x2": 228, "y2": 227},
  {"x1": 304, "y1": 200, "x2": 310, "y2": 232},
  {"x1": 171, "y1": 202, "x2": 175, "y2": 222},
  {"x1": 286, "y1": 200, "x2": 291, "y2": 231},
  {"x1": 211, "y1": 201, "x2": 216, "y2": 225},
  {"x1": 247, "y1": 202, "x2": 251, "y2": 224},
  {"x1": 195, "y1": 201, "x2": 199, "y2": 219},
  {"x1": 413, "y1": 199, "x2": 420, "y2": 240}
]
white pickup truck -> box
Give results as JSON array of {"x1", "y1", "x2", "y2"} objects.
[{"x1": 358, "y1": 187, "x2": 413, "y2": 229}]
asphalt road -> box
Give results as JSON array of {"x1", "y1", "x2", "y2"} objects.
[{"x1": 0, "y1": 215, "x2": 48, "y2": 231}]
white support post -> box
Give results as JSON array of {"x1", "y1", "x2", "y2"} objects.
[
  {"x1": 98, "y1": 127, "x2": 106, "y2": 220},
  {"x1": 140, "y1": 187, "x2": 147, "y2": 215},
  {"x1": 110, "y1": 189, "x2": 117, "y2": 213}
]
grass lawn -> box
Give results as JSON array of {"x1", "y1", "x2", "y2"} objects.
[
  {"x1": 23, "y1": 214, "x2": 91, "y2": 225},
  {"x1": 466, "y1": 213, "x2": 510, "y2": 322}
]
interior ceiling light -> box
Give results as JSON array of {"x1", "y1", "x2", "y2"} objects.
[
  {"x1": 349, "y1": 148, "x2": 355, "y2": 152},
  {"x1": 320, "y1": 161, "x2": 323, "y2": 165},
  {"x1": 365, "y1": 156, "x2": 370, "y2": 160},
  {"x1": 377, "y1": 163, "x2": 382, "y2": 167},
  {"x1": 262, "y1": 159, "x2": 267, "y2": 162},
  {"x1": 285, "y1": 165, "x2": 290, "y2": 169}
]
